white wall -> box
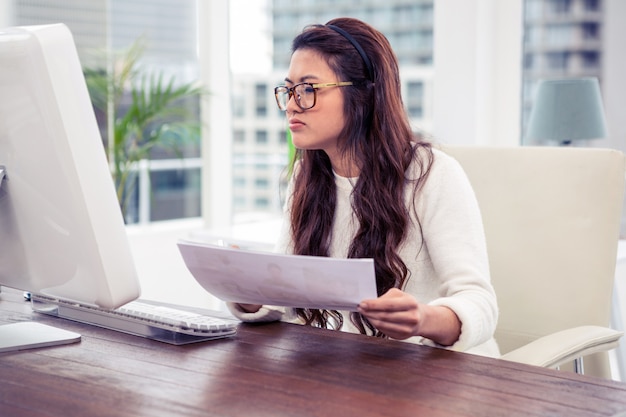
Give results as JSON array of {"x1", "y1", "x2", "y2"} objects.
[
  {"x1": 433, "y1": 0, "x2": 523, "y2": 147},
  {"x1": 126, "y1": 219, "x2": 226, "y2": 310},
  {"x1": 0, "y1": 0, "x2": 14, "y2": 28},
  {"x1": 198, "y1": 0, "x2": 233, "y2": 230},
  {"x1": 601, "y1": 0, "x2": 626, "y2": 154},
  {"x1": 603, "y1": 0, "x2": 626, "y2": 238}
]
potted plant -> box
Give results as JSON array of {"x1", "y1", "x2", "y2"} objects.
[{"x1": 84, "y1": 39, "x2": 205, "y2": 222}]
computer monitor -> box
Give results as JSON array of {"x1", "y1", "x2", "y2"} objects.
[{"x1": 0, "y1": 24, "x2": 141, "y2": 351}]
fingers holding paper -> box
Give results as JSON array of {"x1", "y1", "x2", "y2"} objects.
[
  {"x1": 357, "y1": 288, "x2": 422, "y2": 340},
  {"x1": 357, "y1": 288, "x2": 461, "y2": 346}
]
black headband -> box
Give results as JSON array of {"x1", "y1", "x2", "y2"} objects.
[{"x1": 326, "y1": 24, "x2": 374, "y2": 82}]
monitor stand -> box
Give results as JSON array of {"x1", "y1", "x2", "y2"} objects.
[{"x1": 0, "y1": 170, "x2": 81, "y2": 353}]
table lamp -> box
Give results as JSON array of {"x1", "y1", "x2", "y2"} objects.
[{"x1": 525, "y1": 77, "x2": 608, "y2": 146}]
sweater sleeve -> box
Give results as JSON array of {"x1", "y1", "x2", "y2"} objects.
[
  {"x1": 417, "y1": 149, "x2": 499, "y2": 352},
  {"x1": 226, "y1": 302, "x2": 286, "y2": 322}
]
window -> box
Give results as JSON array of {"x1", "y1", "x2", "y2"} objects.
[
  {"x1": 255, "y1": 178, "x2": 270, "y2": 188},
  {"x1": 254, "y1": 197, "x2": 270, "y2": 208},
  {"x1": 233, "y1": 130, "x2": 246, "y2": 144},
  {"x1": 279, "y1": 130, "x2": 287, "y2": 144},
  {"x1": 255, "y1": 130, "x2": 268, "y2": 144},
  {"x1": 525, "y1": 26, "x2": 541, "y2": 46},
  {"x1": 255, "y1": 83, "x2": 268, "y2": 117},
  {"x1": 520, "y1": 0, "x2": 624, "y2": 157},
  {"x1": 9, "y1": 0, "x2": 201, "y2": 224},
  {"x1": 582, "y1": 23, "x2": 599, "y2": 40},
  {"x1": 407, "y1": 81, "x2": 424, "y2": 97},
  {"x1": 581, "y1": 51, "x2": 600, "y2": 69},
  {"x1": 232, "y1": 94, "x2": 245, "y2": 117},
  {"x1": 546, "y1": 24, "x2": 574, "y2": 46},
  {"x1": 408, "y1": 105, "x2": 423, "y2": 119},
  {"x1": 149, "y1": 168, "x2": 201, "y2": 222},
  {"x1": 15, "y1": 1, "x2": 624, "y2": 231},
  {"x1": 406, "y1": 81, "x2": 424, "y2": 119},
  {"x1": 583, "y1": 0, "x2": 600, "y2": 11},
  {"x1": 547, "y1": 0, "x2": 572, "y2": 14},
  {"x1": 524, "y1": 53, "x2": 534, "y2": 70},
  {"x1": 525, "y1": 0, "x2": 543, "y2": 20},
  {"x1": 233, "y1": 196, "x2": 246, "y2": 209},
  {"x1": 546, "y1": 51, "x2": 570, "y2": 70}
]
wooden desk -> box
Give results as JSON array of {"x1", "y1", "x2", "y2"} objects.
[{"x1": 1, "y1": 289, "x2": 626, "y2": 417}]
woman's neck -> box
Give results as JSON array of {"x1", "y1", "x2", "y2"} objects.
[{"x1": 327, "y1": 150, "x2": 359, "y2": 178}]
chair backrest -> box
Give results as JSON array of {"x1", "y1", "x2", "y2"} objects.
[{"x1": 443, "y1": 146, "x2": 625, "y2": 376}]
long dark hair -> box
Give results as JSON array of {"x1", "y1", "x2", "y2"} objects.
[{"x1": 288, "y1": 18, "x2": 433, "y2": 336}]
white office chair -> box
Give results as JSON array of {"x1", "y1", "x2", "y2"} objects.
[{"x1": 443, "y1": 145, "x2": 625, "y2": 379}]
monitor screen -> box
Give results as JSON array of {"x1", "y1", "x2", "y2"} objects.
[{"x1": 0, "y1": 23, "x2": 141, "y2": 310}]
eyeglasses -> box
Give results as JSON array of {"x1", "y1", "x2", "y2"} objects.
[{"x1": 274, "y1": 82, "x2": 353, "y2": 111}]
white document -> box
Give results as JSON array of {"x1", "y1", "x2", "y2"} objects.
[{"x1": 177, "y1": 240, "x2": 377, "y2": 311}]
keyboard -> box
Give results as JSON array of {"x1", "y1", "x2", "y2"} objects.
[{"x1": 30, "y1": 294, "x2": 237, "y2": 345}]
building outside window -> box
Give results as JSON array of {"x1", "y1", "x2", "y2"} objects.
[
  {"x1": 255, "y1": 83, "x2": 268, "y2": 117},
  {"x1": 4, "y1": 0, "x2": 625, "y2": 227},
  {"x1": 255, "y1": 130, "x2": 269, "y2": 144}
]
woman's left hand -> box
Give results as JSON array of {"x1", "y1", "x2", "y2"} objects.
[{"x1": 357, "y1": 288, "x2": 461, "y2": 346}]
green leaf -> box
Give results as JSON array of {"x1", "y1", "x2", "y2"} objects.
[{"x1": 82, "y1": 37, "x2": 207, "y2": 222}]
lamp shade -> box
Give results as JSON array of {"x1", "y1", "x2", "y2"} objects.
[{"x1": 525, "y1": 78, "x2": 608, "y2": 145}]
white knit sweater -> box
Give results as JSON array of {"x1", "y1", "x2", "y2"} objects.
[{"x1": 228, "y1": 148, "x2": 500, "y2": 357}]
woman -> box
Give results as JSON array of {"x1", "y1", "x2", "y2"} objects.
[{"x1": 228, "y1": 17, "x2": 499, "y2": 356}]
